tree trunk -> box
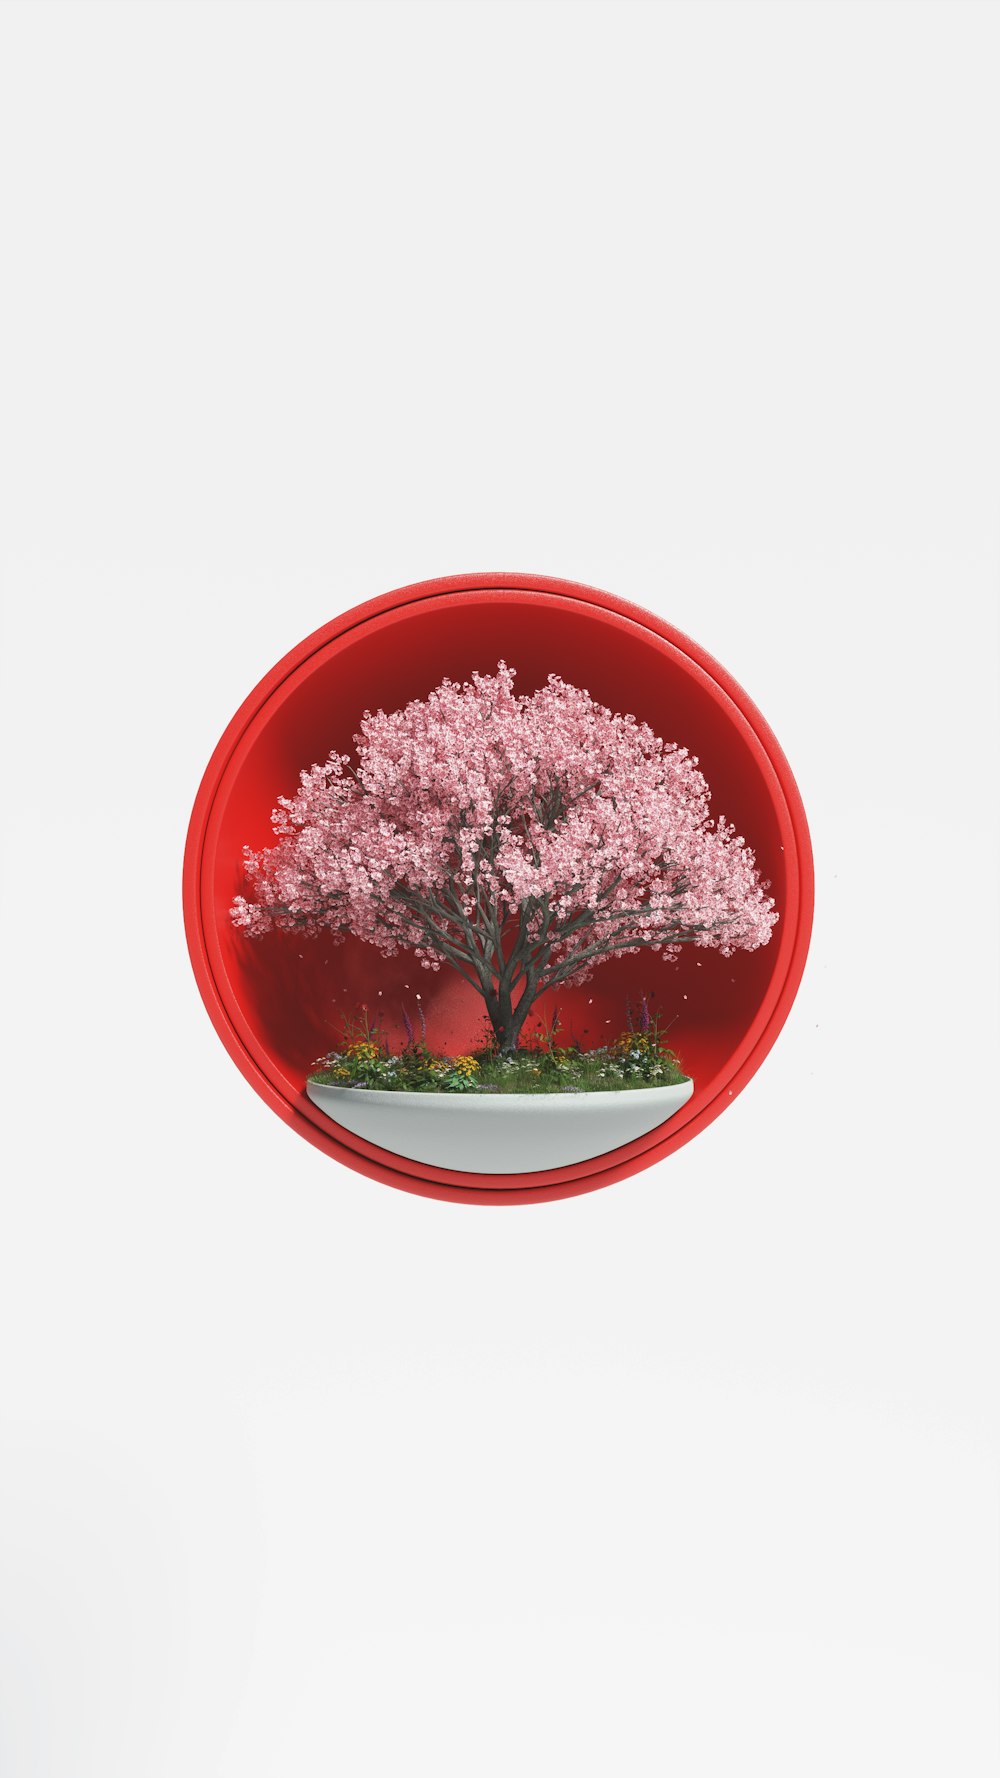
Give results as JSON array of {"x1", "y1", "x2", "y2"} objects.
[{"x1": 485, "y1": 981, "x2": 536, "y2": 1054}]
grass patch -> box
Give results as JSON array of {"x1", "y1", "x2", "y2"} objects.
[{"x1": 308, "y1": 1012, "x2": 689, "y2": 1095}]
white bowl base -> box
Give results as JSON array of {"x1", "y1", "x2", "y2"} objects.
[{"x1": 305, "y1": 1079, "x2": 695, "y2": 1174}]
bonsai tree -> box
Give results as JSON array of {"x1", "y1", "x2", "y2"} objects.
[{"x1": 231, "y1": 663, "x2": 778, "y2": 1053}]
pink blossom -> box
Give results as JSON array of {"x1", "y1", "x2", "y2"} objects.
[{"x1": 231, "y1": 664, "x2": 778, "y2": 1051}]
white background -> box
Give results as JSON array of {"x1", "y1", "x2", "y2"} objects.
[{"x1": 2, "y1": 2, "x2": 998, "y2": 1773}]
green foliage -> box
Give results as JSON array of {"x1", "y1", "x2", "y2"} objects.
[
  {"x1": 311, "y1": 1008, "x2": 481, "y2": 1095},
  {"x1": 607, "y1": 1006, "x2": 682, "y2": 1082},
  {"x1": 310, "y1": 1003, "x2": 688, "y2": 1095}
]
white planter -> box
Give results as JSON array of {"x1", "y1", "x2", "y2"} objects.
[{"x1": 305, "y1": 1078, "x2": 694, "y2": 1174}]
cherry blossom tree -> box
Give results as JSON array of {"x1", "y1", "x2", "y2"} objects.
[{"x1": 231, "y1": 663, "x2": 778, "y2": 1052}]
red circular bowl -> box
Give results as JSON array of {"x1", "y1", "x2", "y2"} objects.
[{"x1": 183, "y1": 572, "x2": 813, "y2": 1205}]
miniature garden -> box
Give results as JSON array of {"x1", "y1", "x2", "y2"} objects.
[{"x1": 229, "y1": 662, "x2": 777, "y2": 1112}]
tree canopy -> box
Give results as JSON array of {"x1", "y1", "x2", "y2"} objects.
[{"x1": 231, "y1": 663, "x2": 778, "y2": 1050}]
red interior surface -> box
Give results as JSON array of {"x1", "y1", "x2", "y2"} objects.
[{"x1": 192, "y1": 584, "x2": 805, "y2": 1202}]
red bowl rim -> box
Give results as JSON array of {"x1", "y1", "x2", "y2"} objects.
[{"x1": 183, "y1": 571, "x2": 814, "y2": 1206}]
